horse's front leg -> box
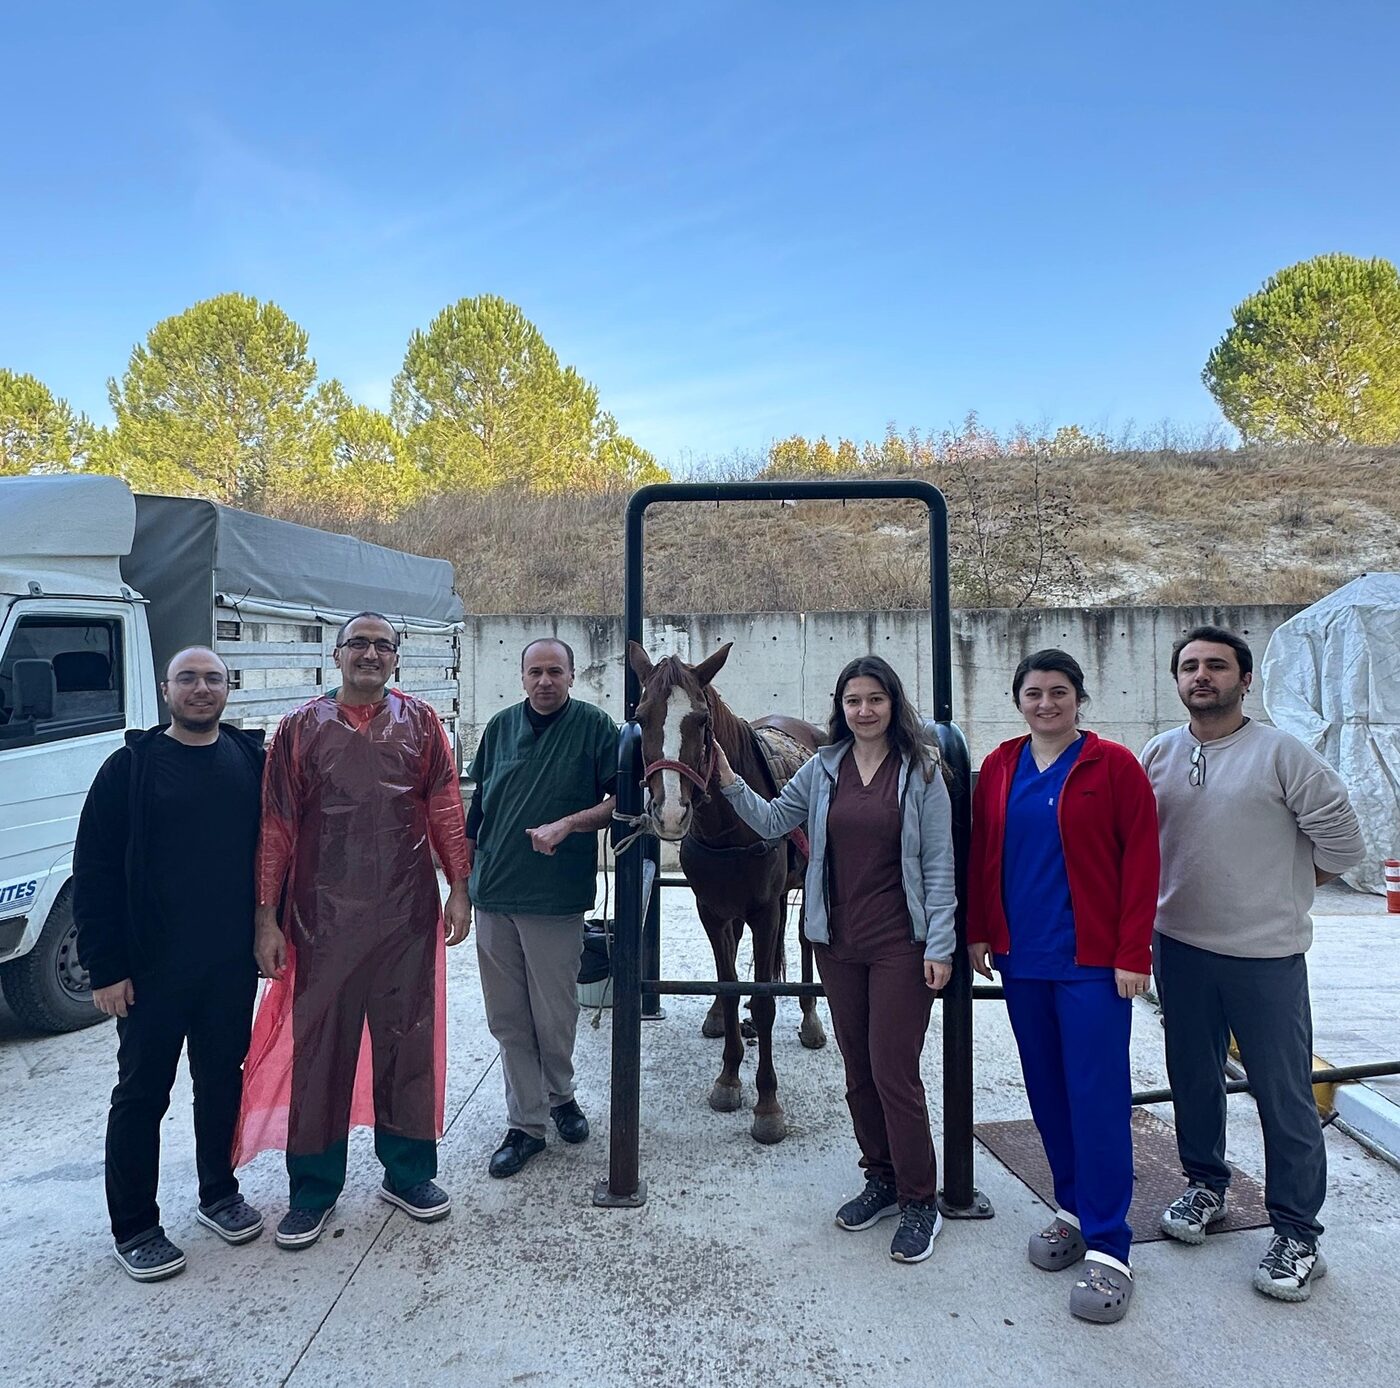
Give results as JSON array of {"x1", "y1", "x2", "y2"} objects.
[
  {"x1": 748, "y1": 898, "x2": 787, "y2": 1145},
  {"x1": 698, "y1": 909, "x2": 744, "y2": 1113}
]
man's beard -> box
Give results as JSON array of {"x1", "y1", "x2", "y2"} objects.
[{"x1": 172, "y1": 711, "x2": 220, "y2": 733}]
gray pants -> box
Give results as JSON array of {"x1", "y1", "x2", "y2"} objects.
[
  {"x1": 476, "y1": 910, "x2": 585, "y2": 1140},
  {"x1": 1155, "y1": 931, "x2": 1326, "y2": 1243}
]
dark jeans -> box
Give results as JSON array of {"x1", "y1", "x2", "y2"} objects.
[
  {"x1": 1155, "y1": 932, "x2": 1326, "y2": 1244},
  {"x1": 814, "y1": 943, "x2": 938, "y2": 1205},
  {"x1": 105, "y1": 961, "x2": 257, "y2": 1243}
]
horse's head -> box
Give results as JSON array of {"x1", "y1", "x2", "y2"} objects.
[{"x1": 627, "y1": 640, "x2": 732, "y2": 840}]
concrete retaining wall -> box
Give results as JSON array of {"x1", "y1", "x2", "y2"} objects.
[{"x1": 460, "y1": 603, "x2": 1300, "y2": 762}]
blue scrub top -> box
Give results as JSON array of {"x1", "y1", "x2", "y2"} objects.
[{"x1": 996, "y1": 736, "x2": 1111, "y2": 981}]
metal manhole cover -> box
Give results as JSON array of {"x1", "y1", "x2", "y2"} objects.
[{"x1": 973, "y1": 1108, "x2": 1270, "y2": 1242}]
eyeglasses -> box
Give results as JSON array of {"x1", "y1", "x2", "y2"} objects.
[
  {"x1": 169, "y1": 672, "x2": 227, "y2": 688},
  {"x1": 1189, "y1": 740, "x2": 1206, "y2": 787},
  {"x1": 339, "y1": 638, "x2": 399, "y2": 655}
]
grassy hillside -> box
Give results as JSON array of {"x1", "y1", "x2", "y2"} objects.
[{"x1": 275, "y1": 444, "x2": 1400, "y2": 614}]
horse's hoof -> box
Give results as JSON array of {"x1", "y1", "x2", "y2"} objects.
[
  {"x1": 709, "y1": 1082, "x2": 743, "y2": 1113},
  {"x1": 751, "y1": 1111, "x2": 787, "y2": 1145},
  {"x1": 798, "y1": 1020, "x2": 827, "y2": 1050},
  {"x1": 700, "y1": 1014, "x2": 726, "y2": 1040},
  {"x1": 740, "y1": 1018, "x2": 758, "y2": 1041}
]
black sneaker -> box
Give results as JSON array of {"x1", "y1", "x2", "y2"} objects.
[
  {"x1": 489, "y1": 1128, "x2": 547, "y2": 1178},
  {"x1": 834, "y1": 1177, "x2": 899, "y2": 1231},
  {"x1": 113, "y1": 1228, "x2": 186, "y2": 1283},
  {"x1": 1253, "y1": 1235, "x2": 1327, "y2": 1302},
  {"x1": 275, "y1": 1204, "x2": 336, "y2": 1250},
  {"x1": 196, "y1": 1194, "x2": 264, "y2": 1245},
  {"x1": 890, "y1": 1202, "x2": 943, "y2": 1263},
  {"x1": 551, "y1": 1099, "x2": 590, "y2": 1144},
  {"x1": 379, "y1": 1178, "x2": 452, "y2": 1222}
]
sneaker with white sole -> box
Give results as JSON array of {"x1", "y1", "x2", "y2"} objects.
[
  {"x1": 1253, "y1": 1235, "x2": 1326, "y2": 1302},
  {"x1": 834, "y1": 1177, "x2": 899, "y2": 1231},
  {"x1": 1160, "y1": 1185, "x2": 1227, "y2": 1244},
  {"x1": 889, "y1": 1202, "x2": 943, "y2": 1263},
  {"x1": 275, "y1": 1204, "x2": 336, "y2": 1250}
]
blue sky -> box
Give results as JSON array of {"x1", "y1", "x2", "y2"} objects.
[{"x1": 4, "y1": 1, "x2": 1398, "y2": 467}]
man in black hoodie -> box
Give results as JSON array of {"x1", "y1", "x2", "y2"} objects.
[{"x1": 74, "y1": 645, "x2": 265, "y2": 1282}]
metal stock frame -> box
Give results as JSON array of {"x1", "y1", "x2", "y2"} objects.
[{"x1": 594, "y1": 479, "x2": 992, "y2": 1217}]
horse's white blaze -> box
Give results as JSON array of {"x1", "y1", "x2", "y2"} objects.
[{"x1": 656, "y1": 688, "x2": 691, "y2": 835}]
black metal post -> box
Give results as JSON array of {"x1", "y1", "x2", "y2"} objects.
[
  {"x1": 934, "y1": 721, "x2": 992, "y2": 1218},
  {"x1": 594, "y1": 722, "x2": 646, "y2": 1207}
]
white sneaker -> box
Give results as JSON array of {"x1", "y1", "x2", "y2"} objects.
[
  {"x1": 1160, "y1": 1185, "x2": 1227, "y2": 1244},
  {"x1": 1253, "y1": 1235, "x2": 1326, "y2": 1302}
]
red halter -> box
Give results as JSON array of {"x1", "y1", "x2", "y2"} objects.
[{"x1": 642, "y1": 725, "x2": 718, "y2": 797}]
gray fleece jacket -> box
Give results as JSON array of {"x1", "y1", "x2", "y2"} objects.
[{"x1": 720, "y1": 739, "x2": 957, "y2": 961}]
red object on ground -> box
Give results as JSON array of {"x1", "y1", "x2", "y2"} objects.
[{"x1": 1385, "y1": 859, "x2": 1400, "y2": 913}]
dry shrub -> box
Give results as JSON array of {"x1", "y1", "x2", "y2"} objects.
[{"x1": 268, "y1": 444, "x2": 1400, "y2": 613}]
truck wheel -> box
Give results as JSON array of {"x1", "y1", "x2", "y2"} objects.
[{"x1": 0, "y1": 885, "x2": 104, "y2": 1033}]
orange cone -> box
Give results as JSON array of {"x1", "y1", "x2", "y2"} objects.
[{"x1": 1385, "y1": 860, "x2": 1400, "y2": 913}]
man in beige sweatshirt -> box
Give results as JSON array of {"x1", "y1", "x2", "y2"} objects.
[{"x1": 1141, "y1": 624, "x2": 1364, "y2": 1304}]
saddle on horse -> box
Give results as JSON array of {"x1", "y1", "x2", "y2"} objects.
[{"x1": 749, "y1": 725, "x2": 813, "y2": 864}]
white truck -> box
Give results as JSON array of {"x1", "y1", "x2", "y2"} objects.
[{"x1": 0, "y1": 474, "x2": 464, "y2": 1032}]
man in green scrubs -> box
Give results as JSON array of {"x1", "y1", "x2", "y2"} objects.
[{"x1": 466, "y1": 638, "x2": 617, "y2": 1177}]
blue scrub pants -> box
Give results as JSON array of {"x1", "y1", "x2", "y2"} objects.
[{"x1": 1002, "y1": 976, "x2": 1135, "y2": 1264}]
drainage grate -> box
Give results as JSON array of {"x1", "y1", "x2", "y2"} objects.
[{"x1": 974, "y1": 1108, "x2": 1271, "y2": 1242}]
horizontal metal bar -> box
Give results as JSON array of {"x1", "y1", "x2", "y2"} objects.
[
  {"x1": 647, "y1": 979, "x2": 825, "y2": 998},
  {"x1": 1130, "y1": 1060, "x2": 1400, "y2": 1108},
  {"x1": 215, "y1": 641, "x2": 321, "y2": 657}
]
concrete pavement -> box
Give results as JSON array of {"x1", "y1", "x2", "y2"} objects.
[{"x1": 1, "y1": 879, "x2": 1396, "y2": 1388}]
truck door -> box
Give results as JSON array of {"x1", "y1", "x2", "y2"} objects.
[{"x1": 0, "y1": 602, "x2": 134, "y2": 1029}]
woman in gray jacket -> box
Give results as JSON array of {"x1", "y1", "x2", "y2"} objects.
[{"x1": 714, "y1": 655, "x2": 955, "y2": 1264}]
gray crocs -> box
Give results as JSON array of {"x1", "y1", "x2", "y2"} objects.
[
  {"x1": 1029, "y1": 1213, "x2": 1087, "y2": 1271},
  {"x1": 1070, "y1": 1258, "x2": 1134, "y2": 1324}
]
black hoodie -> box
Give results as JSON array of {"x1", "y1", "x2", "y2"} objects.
[{"x1": 73, "y1": 723, "x2": 265, "y2": 990}]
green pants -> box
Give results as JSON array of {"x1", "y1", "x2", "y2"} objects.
[{"x1": 287, "y1": 1128, "x2": 437, "y2": 1211}]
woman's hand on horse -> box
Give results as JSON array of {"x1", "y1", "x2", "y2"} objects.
[
  {"x1": 713, "y1": 742, "x2": 735, "y2": 787},
  {"x1": 967, "y1": 942, "x2": 995, "y2": 980},
  {"x1": 924, "y1": 958, "x2": 952, "y2": 992}
]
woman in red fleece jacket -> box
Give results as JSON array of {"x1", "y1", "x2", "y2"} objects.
[{"x1": 969, "y1": 649, "x2": 1159, "y2": 1325}]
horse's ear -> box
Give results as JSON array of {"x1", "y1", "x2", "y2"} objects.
[
  {"x1": 627, "y1": 641, "x2": 654, "y2": 682},
  {"x1": 691, "y1": 641, "x2": 732, "y2": 687}
]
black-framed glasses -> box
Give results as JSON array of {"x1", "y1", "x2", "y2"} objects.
[
  {"x1": 339, "y1": 638, "x2": 399, "y2": 655},
  {"x1": 168, "y1": 671, "x2": 227, "y2": 688},
  {"x1": 1189, "y1": 740, "x2": 1206, "y2": 787}
]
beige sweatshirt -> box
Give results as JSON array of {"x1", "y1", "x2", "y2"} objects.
[{"x1": 1141, "y1": 720, "x2": 1365, "y2": 958}]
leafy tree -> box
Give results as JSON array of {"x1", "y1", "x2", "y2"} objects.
[
  {"x1": 104, "y1": 293, "x2": 322, "y2": 506},
  {"x1": 1204, "y1": 254, "x2": 1400, "y2": 444},
  {"x1": 392, "y1": 294, "x2": 664, "y2": 489},
  {"x1": 0, "y1": 369, "x2": 92, "y2": 474},
  {"x1": 278, "y1": 381, "x2": 425, "y2": 521}
]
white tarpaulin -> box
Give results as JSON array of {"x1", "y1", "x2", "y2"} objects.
[{"x1": 1261, "y1": 573, "x2": 1400, "y2": 894}]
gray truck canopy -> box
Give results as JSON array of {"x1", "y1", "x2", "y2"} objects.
[{"x1": 121, "y1": 495, "x2": 463, "y2": 673}]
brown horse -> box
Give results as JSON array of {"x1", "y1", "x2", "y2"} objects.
[{"x1": 627, "y1": 640, "x2": 826, "y2": 1145}]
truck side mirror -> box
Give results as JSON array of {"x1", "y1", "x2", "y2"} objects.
[{"x1": 13, "y1": 659, "x2": 56, "y2": 722}]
